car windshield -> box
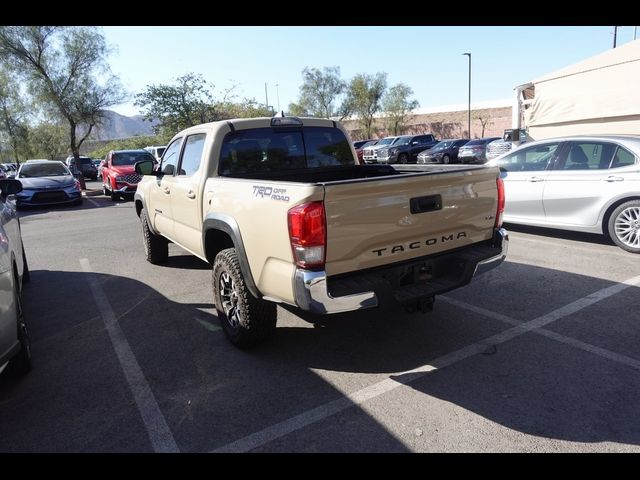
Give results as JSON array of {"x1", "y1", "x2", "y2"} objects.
[
  {"x1": 377, "y1": 137, "x2": 396, "y2": 146},
  {"x1": 433, "y1": 141, "x2": 454, "y2": 151},
  {"x1": 219, "y1": 126, "x2": 354, "y2": 175},
  {"x1": 391, "y1": 136, "x2": 410, "y2": 146},
  {"x1": 113, "y1": 152, "x2": 156, "y2": 166},
  {"x1": 19, "y1": 163, "x2": 69, "y2": 177}
]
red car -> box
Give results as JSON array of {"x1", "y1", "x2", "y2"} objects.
[{"x1": 101, "y1": 149, "x2": 157, "y2": 201}]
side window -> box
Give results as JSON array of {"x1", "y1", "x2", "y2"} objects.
[
  {"x1": 610, "y1": 146, "x2": 636, "y2": 169},
  {"x1": 496, "y1": 143, "x2": 560, "y2": 172},
  {"x1": 560, "y1": 142, "x2": 615, "y2": 170},
  {"x1": 178, "y1": 134, "x2": 206, "y2": 176},
  {"x1": 161, "y1": 138, "x2": 182, "y2": 176}
]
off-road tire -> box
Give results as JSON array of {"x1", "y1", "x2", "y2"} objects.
[
  {"x1": 212, "y1": 248, "x2": 277, "y2": 349},
  {"x1": 140, "y1": 209, "x2": 168, "y2": 264}
]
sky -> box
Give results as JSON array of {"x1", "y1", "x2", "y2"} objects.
[{"x1": 102, "y1": 26, "x2": 638, "y2": 117}]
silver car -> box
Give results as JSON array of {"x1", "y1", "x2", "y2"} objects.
[
  {"x1": 487, "y1": 135, "x2": 640, "y2": 253},
  {"x1": 0, "y1": 179, "x2": 31, "y2": 377}
]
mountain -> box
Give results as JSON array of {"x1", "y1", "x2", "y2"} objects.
[{"x1": 91, "y1": 110, "x2": 158, "y2": 140}]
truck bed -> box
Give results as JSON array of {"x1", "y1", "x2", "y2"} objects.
[{"x1": 222, "y1": 163, "x2": 487, "y2": 184}]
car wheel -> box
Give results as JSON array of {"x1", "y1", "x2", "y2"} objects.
[
  {"x1": 212, "y1": 248, "x2": 277, "y2": 349},
  {"x1": 21, "y1": 243, "x2": 30, "y2": 284},
  {"x1": 7, "y1": 276, "x2": 32, "y2": 376},
  {"x1": 398, "y1": 153, "x2": 408, "y2": 164},
  {"x1": 442, "y1": 155, "x2": 450, "y2": 164},
  {"x1": 110, "y1": 182, "x2": 119, "y2": 201},
  {"x1": 140, "y1": 209, "x2": 168, "y2": 264},
  {"x1": 607, "y1": 200, "x2": 640, "y2": 253}
]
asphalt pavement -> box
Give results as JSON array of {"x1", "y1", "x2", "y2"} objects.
[{"x1": 1, "y1": 181, "x2": 639, "y2": 452}]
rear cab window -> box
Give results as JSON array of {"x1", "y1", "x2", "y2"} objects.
[{"x1": 219, "y1": 126, "x2": 354, "y2": 176}]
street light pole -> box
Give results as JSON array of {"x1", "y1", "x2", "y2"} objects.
[
  {"x1": 463, "y1": 53, "x2": 471, "y2": 138},
  {"x1": 276, "y1": 83, "x2": 280, "y2": 113}
]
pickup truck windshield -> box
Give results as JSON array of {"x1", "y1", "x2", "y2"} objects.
[
  {"x1": 219, "y1": 127, "x2": 353, "y2": 175},
  {"x1": 113, "y1": 152, "x2": 156, "y2": 166}
]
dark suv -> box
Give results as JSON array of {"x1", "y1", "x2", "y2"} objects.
[
  {"x1": 65, "y1": 155, "x2": 98, "y2": 180},
  {"x1": 375, "y1": 134, "x2": 438, "y2": 164}
]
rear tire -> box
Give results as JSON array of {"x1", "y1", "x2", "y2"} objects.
[
  {"x1": 7, "y1": 278, "x2": 31, "y2": 376},
  {"x1": 212, "y1": 248, "x2": 276, "y2": 349},
  {"x1": 607, "y1": 200, "x2": 640, "y2": 253},
  {"x1": 140, "y1": 209, "x2": 168, "y2": 264}
]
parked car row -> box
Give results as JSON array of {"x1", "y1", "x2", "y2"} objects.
[{"x1": 355, "y1": 135, "x2": 502, "y2": 165}]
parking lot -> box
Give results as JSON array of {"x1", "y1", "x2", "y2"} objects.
[{"x1": 1, "y1": 181, "x2": 640, "y2": 452}]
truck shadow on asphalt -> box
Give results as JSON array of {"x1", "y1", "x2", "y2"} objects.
[{"x1": 2, "y1": 262, "x2": 639, "y2": 451}]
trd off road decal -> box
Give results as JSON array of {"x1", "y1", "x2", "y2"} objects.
[{"x1": 252, "y1": 185, "x2": 290, "y2": 202}]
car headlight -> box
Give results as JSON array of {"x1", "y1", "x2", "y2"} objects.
[{"x1": 389, "y1": 148, "x2": 399, "y2": 155}]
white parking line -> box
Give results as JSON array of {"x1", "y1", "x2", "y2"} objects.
[
  {"x1": 440, "y1": 296, "x2": 640, "y2": 371},
  {"x1": 212, "y1": 273, "x2": 640, "y2": 453},
  {"x1": 80, "y1": 258, "x2": 179, "y2": 453}
]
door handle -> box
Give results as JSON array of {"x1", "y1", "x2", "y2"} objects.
[
  {"x1": 163, "y1": 187, "x2": 170, "y2": 194},
  {"x1": 604, "y1": 176, "x2": 624, "y2": 182},
  {"x1": 186, "y1": 190, "x2": 196, "y2": 199},
  {"x1": 528, "y1": 176, "x2": 544, "y2": 182}
]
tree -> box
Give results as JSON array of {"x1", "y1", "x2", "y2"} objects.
[
  {"x1": 29, "y1": 120, "x2": 68, "y2": 160},
  {"x1": 475, "y1": 112, "x2": 492, "y2": 138},
  {"x1": 0, "y1": 69, "x2": 31, "y2": 163},
  {"x1": 382, "y1": 83, "x2": 419, "y2": 136},
  {"x1": 345, "y1": 73, "x2": 387, "y2": 139},
  {"x1": 135, "y1": 73, "x2": 220, "y2": 138},
  {"x1": 292, "y1": 66, "x2": 350, "y2": 119},
  {"x1": 0, "y1": 26, "x2": 126, "y2": 188}
]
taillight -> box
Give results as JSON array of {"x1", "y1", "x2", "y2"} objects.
[
  {"x1": 496, "y1": 177, "x2": 505, "y2": 228},
  {"x1": 288, "y1": 201, "x2": 326, "y2": 270}
]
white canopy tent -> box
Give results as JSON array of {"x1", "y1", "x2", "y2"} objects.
[{"x1": 520, "y1": 39, "x2": 640, "y2": 140}]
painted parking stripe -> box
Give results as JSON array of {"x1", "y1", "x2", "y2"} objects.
[
  {"x1": 440, "y1": 296, "x2": 640, "y2": 371},
  {"x1": 212, "y1": 273, "x2": 640, "y2": 453},
  {"x1": 80, "y1": 258, "x2": 179, "y2": 453}
]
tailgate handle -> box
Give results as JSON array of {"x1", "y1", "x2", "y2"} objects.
[{"x1": 410, "y1": 195, "x2": 442, "y2": 214}]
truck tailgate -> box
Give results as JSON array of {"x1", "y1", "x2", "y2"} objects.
[{"x1": 323, "y1": 168, "x2": 499, "y2": 276}]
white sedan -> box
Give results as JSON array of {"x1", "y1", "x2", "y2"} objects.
[{"x1": 487, "y1": 135, "x2": 640, "y2": 253}]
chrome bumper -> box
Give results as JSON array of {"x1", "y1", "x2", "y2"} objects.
[
  {"x1": 474, "y1": 228, "x2": 509, "y2": 276},
  {"x1": 294, "y1": 269, "x2": 378, "y2": 314},
  {"x1": 293, "y1": 228, "x2": 508, "y2": 315}
]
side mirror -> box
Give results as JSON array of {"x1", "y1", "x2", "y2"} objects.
[
  {"x1": 135, "y1": 160, "x2": 158, "y2": 176},
  {"x1": 0, "y1": 178, "x2": 22, "y2": 197}
]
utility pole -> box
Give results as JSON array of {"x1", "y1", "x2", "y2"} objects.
[
  {"x1": 264, "y1": 82, "x2": 269, "y2": 112},
  {"x1": 463, "y1": 53, "x2": 471, "y2": 138},
  {"x1": 634, "y1": 26, "x2": 637, "y2": 41},
  {"x1": 276, "y1": 83, "x2": 280, "y2": 113},
  {"x1": 613, "y1": 26, "x2": 618, "y2": 48}
]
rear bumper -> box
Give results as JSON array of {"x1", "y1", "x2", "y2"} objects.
[{"x1": 293, "y1": 228, "x2": 508, "y2": 314}]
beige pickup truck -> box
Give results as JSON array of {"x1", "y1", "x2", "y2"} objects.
[{"x1": 134, "y1": 116, "x2": 508, "y2": 348}]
